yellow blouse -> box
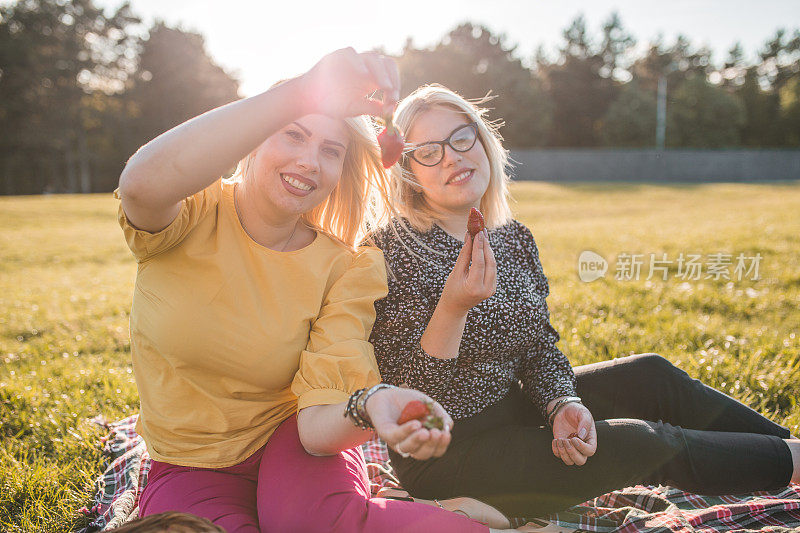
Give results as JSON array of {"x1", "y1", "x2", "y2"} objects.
[{"x1": 117, "y1": 178, "x2": 387, "y2": 468}]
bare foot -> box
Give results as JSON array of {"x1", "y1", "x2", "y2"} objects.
[
  {"x1": 375, "y1": 488, "x2": 411, "y2": 499},
  {"x1": 440, "y1": 496, "x2": 511, "y2": 528}
]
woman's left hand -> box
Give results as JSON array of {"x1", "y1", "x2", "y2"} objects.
[
  {"x1": 366, "y1": 386, "x2": 454, "y2": 460},
  {"x1": 551, "y1": 403, "x2": 597, "y2": 466}
]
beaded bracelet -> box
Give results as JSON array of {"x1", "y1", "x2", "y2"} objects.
[
  {"x1": 546, "y1": 396, "x2": 582, "y2": 427},
  {"x1": 344, "y1": 388, "x2": 369, "y2": 429},
  {"x1": 344, "y1": 384, "x2": 396, "y2": 430},
  {"x1": 356, "y1": 383, "x2": 395, "y2": 426}
]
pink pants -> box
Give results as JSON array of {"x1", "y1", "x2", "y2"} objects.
[{"x1": 140, "y1": 414, "x2": 489, "y2": 532}]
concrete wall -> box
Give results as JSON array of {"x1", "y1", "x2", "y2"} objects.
[{"x1": 508, "y1": 149, "x2": 800, "y2": 182}]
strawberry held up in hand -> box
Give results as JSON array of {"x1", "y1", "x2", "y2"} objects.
[
  {"x1": 467, "y1": 207, "x2": 485, "y2": 238},
  {"x1": 378, "y1": 115, "x2": 405, "y2": 169}
]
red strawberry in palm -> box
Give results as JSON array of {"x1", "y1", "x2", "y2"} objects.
[
  {"x1": 378, "y1": 115, "x2": 404, "y2": 169},
  {"x1": 397, "y1": 400, "x2": 429, "y2": 425},
  {"x1": 397, "y1": 400, "x2": 445, "y2": 430},
  {"x1": 467, "y1": 207, "x2": 485, "y2": 238}
]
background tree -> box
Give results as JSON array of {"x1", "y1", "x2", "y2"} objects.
[
  {"x1": 537, "y1": 13, "x2": 636, "y2": 147},
  {"x1": 598, "y1": 12, "x2": 636, "y2": 81},
  {"x1": 122, "y1": 22, "x2": 240, "y2": 163},
  {"x1": 668, "y1": 73, "x2": 745, "y2": 147},
  {"x1": 631, "y1": 34, "x2": 713, "y2": 92},
  {"x1": 719, "y1": 42, "x2": 747, "y2": 89},
  {"x1": 780, "y1": 76, "x2": 800, "y2": 144},
  {"x1": 601, "y1": 80, "x2": 657, "y2": 147},
  {"x1": 0, "y1": 3, "x2": 240, "y2": 195},
  {"x1": 734, "y1": 66, "x2": 784, "y2": 146},
  {"x1": 0, "y1": 0, "x2": 139, "y2": 195},
  {"x1": 397, "y1": 23, "x2": 552, "y2": 148},
  {"x1": 2, "y1": 5, "x2": 800, "y2": 195},
  {"x1": 757, "y1": 29, "x2": 800, "y2": 93}
]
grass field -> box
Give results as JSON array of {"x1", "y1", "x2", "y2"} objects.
[{"x1": 1, "y1": 181, "x2": 800, "y2": 532}]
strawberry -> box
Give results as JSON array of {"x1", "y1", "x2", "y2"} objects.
[
  {"x1": 397, "y1": 400, "x2": 429, "y2": 425},
  {"x1": 397, "y1": 400, "x2": 445, "y2": 430},
  {"x1": 467, "y1": 207, "x2": 485, "y2": 237},
  {"x1": 378, "y1": 117, "x2": 404, "y2": 169}
]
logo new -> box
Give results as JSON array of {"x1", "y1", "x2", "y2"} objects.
[{"x1": 578, "y1": 251, "x2": 608, "y2": 282}]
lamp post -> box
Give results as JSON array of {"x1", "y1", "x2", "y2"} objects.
[
  {"x1": 656, "y1": 62, "x2": 678, "y2": 151},
  {"x1": 656, "y1": 74, "x2": 667, "y2": 151}
]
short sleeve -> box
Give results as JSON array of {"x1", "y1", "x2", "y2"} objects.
[
  {"x1": 116, "y1": 179, "x2": 221, "y2": 262},
  {"x1": 291, "y1": 247, "x2": 389, "y2": 410}
]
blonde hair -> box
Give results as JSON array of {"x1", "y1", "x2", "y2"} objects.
[
  {"x1": 230, "y1": 114, "x2": 391, "y2": 249},
  {"x1": 388, "y1": 84, "x2": 513, "y2": 232}
]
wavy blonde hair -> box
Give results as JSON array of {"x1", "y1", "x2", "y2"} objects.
[
  {"x1": 230, "y1": 114, "x2": 391, "y2": 249},
  {"x1": 387, "y1": 84, "x2": 513, "y2": 232}
]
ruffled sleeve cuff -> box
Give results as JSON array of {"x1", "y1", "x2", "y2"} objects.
[
  {"x1": 291, "y1": 247, "x2": 388, "y2": 409},
  {"x1": 296, "y1": 388, "x2": 358, "y2": 411}
]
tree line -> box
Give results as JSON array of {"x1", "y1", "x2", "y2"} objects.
[{"x1": 1, "y1": 0, "x2": 799, "y2": 195}]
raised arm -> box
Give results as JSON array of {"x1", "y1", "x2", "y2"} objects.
[
  {"x1": 370, "y1": 230, "x2": 496, "y2": 399},
  {"x1": 420, "y1": 231, "x2": 496, "y2": 362},
  {"x1": 118, "y1": 48, "x2": 398, "y2": 232}
]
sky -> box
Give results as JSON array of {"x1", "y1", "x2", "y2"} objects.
[{"x1": 60, "y1": 0, "x2": 800, "y2": 96}]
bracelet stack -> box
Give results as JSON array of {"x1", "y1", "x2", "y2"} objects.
[
  {"x1": 344, "y1": 387, "x2": 369, "y2": 429},
  {"x1": 344, "y1": 383, "x2": 395, "y2": 430},
  {"x1": 546, "y1": 395, "x2": 582, "y2": 427}
]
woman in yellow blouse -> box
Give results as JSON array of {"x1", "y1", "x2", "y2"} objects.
[{"x1": 116, "y1": 49, "x2": 503, "y2": 532}]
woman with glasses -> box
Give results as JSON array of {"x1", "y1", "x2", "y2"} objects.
[{"x1": 368, "y1": 83, "x2": 800, "y2": 521}]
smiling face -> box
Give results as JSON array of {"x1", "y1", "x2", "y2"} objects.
[
  {"x1": 405, "y1": 106, "x2": 491, "y2": 217},
  {"x1": 248, "y1": 114, "x2": 349, "y2": 218}
]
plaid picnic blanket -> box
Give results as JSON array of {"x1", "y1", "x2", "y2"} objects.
[{"x1": 80, "y1": 414, "x2": 800, "y2": 532}]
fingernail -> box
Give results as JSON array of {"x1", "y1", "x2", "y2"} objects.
[{"x1": 578, "y1": 427, "x2": 587, "y2": 440}]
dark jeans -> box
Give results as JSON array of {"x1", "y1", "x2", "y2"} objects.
[{"x1": 389, "y1": 353, "x2": 794, "y2": 518}]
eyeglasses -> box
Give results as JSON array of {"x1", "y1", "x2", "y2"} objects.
[{"x1": 405, "y1": 122, "x2": 479, "y2": 167}]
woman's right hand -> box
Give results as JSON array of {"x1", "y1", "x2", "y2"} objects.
[
  {"x1": 365, "y1": 386, "x2": 453, "y2": 460},
  {"x1": 439, "y1": 231, "x2": 497, "y2": 316},
  {"x1": 298, "y1": 47, "x2": 400, "y2": 119}
]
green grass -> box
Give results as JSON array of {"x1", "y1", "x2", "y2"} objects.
[{"x1": 1, "y1": 182, "x2": 799, "y2": 531}]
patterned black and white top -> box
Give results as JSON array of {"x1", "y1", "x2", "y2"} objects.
[{"x1": 369, "y1": 218, "x2": 577, "y2": 420}]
